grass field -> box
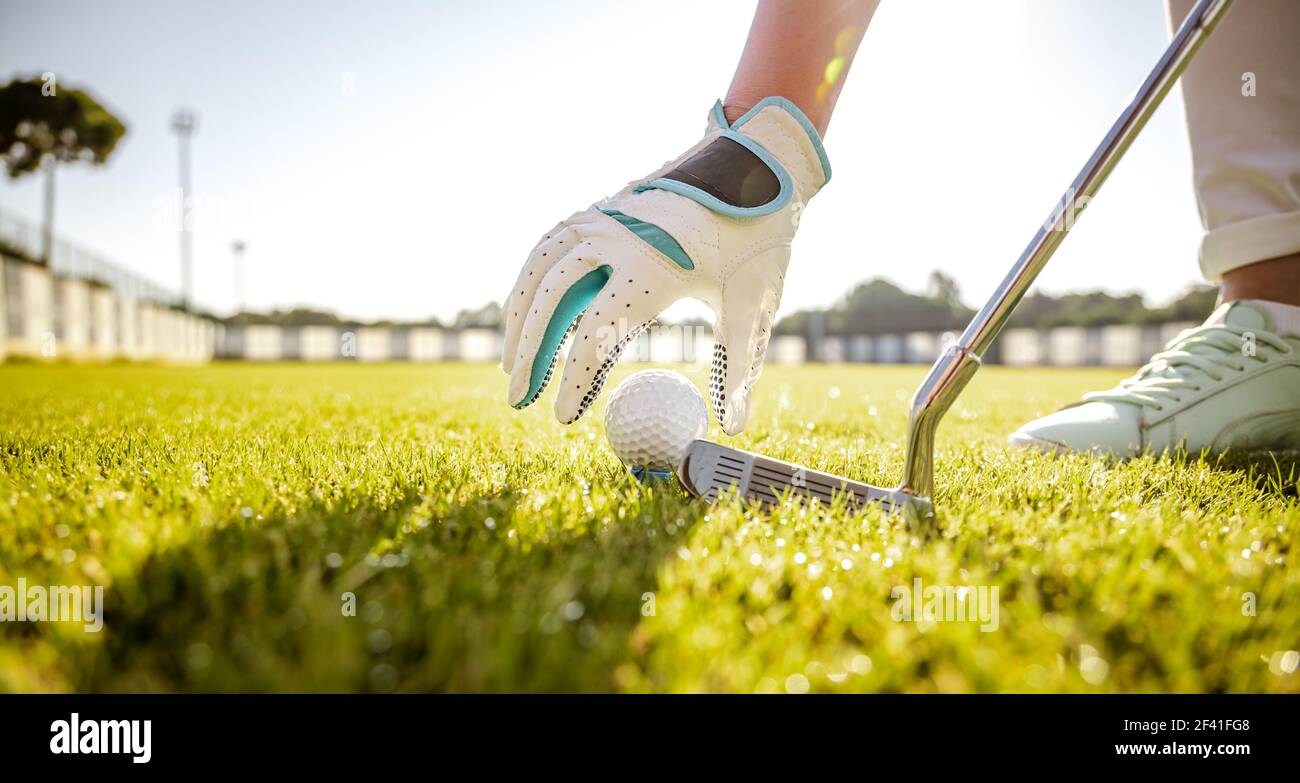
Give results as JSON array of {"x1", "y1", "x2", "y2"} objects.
[{"x1": 1, "y1": 361, "x2": 1297, "y2": 693}]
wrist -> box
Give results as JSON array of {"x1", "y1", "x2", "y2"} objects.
[{"x1": 722, "y1": 97, "x2": 757, "y2": 126}]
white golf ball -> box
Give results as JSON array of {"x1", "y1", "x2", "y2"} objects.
[{"x1": 604, "y1": 370, "x2": 709, "y2": 472}]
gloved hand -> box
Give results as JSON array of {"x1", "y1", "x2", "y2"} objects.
[{"x1": 502, "y1": 97, "x2": 831, "y2": 434}]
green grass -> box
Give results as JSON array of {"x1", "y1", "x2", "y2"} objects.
[{"x1": 1, "y1": 361, "x2": 1297, "y2": 693}]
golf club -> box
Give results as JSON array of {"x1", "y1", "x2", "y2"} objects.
[{"x1": 678, "y1": 0, "x2": 1235, "y2": 522}]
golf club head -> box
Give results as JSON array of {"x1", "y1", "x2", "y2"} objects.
[{"x1": 678, "y1": 439, "x2": 932, "y2": 520}]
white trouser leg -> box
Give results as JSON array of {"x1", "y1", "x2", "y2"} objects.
[{"x1": 1168, "y1": 0, "x2": 1300, "y2": 282}]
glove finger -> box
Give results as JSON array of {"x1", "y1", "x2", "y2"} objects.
[
  {"x1": 553, "y1": 264, "x2": 681, "y2": 425},
  {"x1": 501, "y1": 221, "x2": 584, "y2": 375},
  {"x1": 711, "y1": 250, "x2": 788, "y2": 435},
  {"x1": 507, "y1": 250, "x2": 607, "y2": 409}
]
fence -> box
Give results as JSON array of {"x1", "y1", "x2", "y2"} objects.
[
  {"x1": 0, "y1": 208, "x2": 180, "y2": 305},
  {"x1": 2, "y1": 254, "x2": 217, "y2": 362},
  {"x1": 210, "y1": 322, "x2": 1196, "y2": 367},
  {"x1": 2, "y1": 260, "x2": 1195, "y2": 366},
  {"x1": 782, "y1": 322, "x2": 1194, "y2": 368},
  {"x1": 216, "y1": 325, "x2": 503, "y2": 362},
  {"x1": 1, "y1": 208, "x2": 213, "y2": 362}
]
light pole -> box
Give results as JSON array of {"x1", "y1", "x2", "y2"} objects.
[
  {"x1": 171, "y1": 108, "x2": 197, "y2": 309},
  {"x1": 231, "y1": 240, "x2": 247, "y2": 314},
  {"x1": 41, "y1": 157, "x2": 56, "y2": 266}
]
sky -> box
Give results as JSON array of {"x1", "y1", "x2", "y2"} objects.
[{"x1": 0, "y1": 0, "x2": 1208, "y2": 323}]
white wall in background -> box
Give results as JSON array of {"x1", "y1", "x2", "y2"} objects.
[
  {"x1": 1100, "y1": 325, "x2": 1142, "y2": 367},
  {"x1": 3, "y1": 259, "x2": 53, "y2": 357},
  {"x1": 117, "y1": 298, "x2": 140, "y2": 358},
  {"x1": 137, "y1": 303, "x2": 161, "y2": 358},
  {"x1": 406, "y1": 328, "x2": 444, "y2": 361},
  {"x1": 182, "y1": 314, "x2": 200, "y2": 361},
  {"x1": 90, "y1": 286, "x2": 116, "y2": 358},
  {"x1": 179, "y1": 313, "x2": 207, "y2": 362},
  {"x1": 818, "y1": 336, "x2": 845, "y2": 363},
  {"x1": 0, "y1": 258, "x2": 6, "y2": 361},
  {"x1": 1001, "y1": 329, "x2": 1043, "y2": 366},
  {"x1": 1048, "y1": 327, "x2": 1087, "y2": 367},
  {"x1": 874, "y1": 335, "x2": 903, "y2": 364},
  {"x1": 156, "y1": 304, "x2": 181, "y2": 360},
  {"x1": 298, "y1": 326, "x2": 339, "y2": 361},
  {"x1": 846, "y1": 335, "x2": 872, "y2": 363},
  {"x1": 458, "y1": 329, "x2": 499, "y2": 362},
  {"x1": 357, "y1": 327, "x2": 392, "y2": 362},
  {"x1": 176, "y1": 312, "x2": 203, "y2": 363},
  {"x1": 55, "y1": 276, "x2": 91, "y2": 357},
  {"x1": 905, "y1": 332, "x2": 940, "y2": 364},
  {"x1": 768, "y1": 336, "x2": 806, "y2": 365},
  {"x1": 244, "y1": 325, "x2": 284, "y2": 361},
  {"x1": 218, "y1": 324, "x2": 243, "y2": 358},
  {"x1": 197, "y1": 319, "x2": 217, "y2": 361},
  {"x1": 154, "y1": 308, "x2": 177, "y2": 361},
  {"x1": 0, "y1": 263, "x2": 224, "y2": 363}
]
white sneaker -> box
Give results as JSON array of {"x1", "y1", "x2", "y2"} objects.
[{"x1": 1009, "y1": 299, "x2": 1300, "y2": 458}]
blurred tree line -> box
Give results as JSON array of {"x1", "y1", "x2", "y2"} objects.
[
  {"x1": 774, "y1": 271, "x2": 1218, "y2": 336},
  {"x1": 224, "y1": 278, "x2": 1218, "y2": 335}
]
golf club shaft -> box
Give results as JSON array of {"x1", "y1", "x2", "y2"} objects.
[
  {"x1": 685, "y1": 0, "x2": 1235, "y2": 519},
  {"x1": 899, "y1": 0, "x2": 1232, "y2": 500},
  {"x1": 959, "y1": 0, "x2": 1233, "y2": 357}
]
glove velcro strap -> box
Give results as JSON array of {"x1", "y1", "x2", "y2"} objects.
[
  {"x1": 634, "y1": 129, "x2": 793, "y2": 218},
  {"x1": 658, "y1": 136, "x2": 781, "y2": 209}
]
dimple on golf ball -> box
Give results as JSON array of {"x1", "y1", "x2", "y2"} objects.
[{"x1": 604, "y1": 370, "x2": 709, "y2": 473}]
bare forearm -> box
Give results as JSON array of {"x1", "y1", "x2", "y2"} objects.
[{"x1": 725, "y1": 0, "x2": 881, "y2": 135}]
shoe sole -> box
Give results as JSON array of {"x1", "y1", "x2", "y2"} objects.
[
  {"x1": 1007, "y1": 432, "x2": 1078, "y2": 457},
  {"x1": 1008, "y1": 431, "x2": 1300, "y2": 463}
]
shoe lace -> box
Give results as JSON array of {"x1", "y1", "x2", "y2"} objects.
[{"x1": 1084, "y1": 323, "x2": 1290, "y2": 410}]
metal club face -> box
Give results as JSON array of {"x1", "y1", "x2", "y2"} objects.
[{"x1": 677, "y1": 439, "x2": 930, "y2": 518}]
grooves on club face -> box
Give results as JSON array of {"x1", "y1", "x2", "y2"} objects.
[{"x1": 677, "y1": 439, "x2": 934, "y2": 524}]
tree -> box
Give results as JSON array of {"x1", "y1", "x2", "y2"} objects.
[
  {"x1": 1150, "y1": 284, "x2": 1217, "y2": 323},
  {"x1": 1005, "y1": 290, "x2": 1148, "y2": 328},
  {"x1": 926, "y1": 270, "x2": 962, "y2": 310},
  {"x1": 775, "y1": 277, "x2": 974, "y2": 336},
  {"x1": 454, "y1": 302, "x2": 502, "y2": 329},
  {"x1": 0, "y1": 75, "x2": 127, "y2": 264}
]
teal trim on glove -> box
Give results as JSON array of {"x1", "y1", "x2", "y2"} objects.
[
  {"x1": 598, "y1": 209, "x2": 694, "y2": 270},
  {"x1": 515, "y1": 265, "x2": 612, "y2": 409}
]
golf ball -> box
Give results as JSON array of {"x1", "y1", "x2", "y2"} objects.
[{"x1": 604, "y1": 370, "x2": 709, "y2": 473}]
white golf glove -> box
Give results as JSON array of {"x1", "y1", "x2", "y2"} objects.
[{"x1": 502, "y1": 97, "x2": 831, "y2": 434}]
